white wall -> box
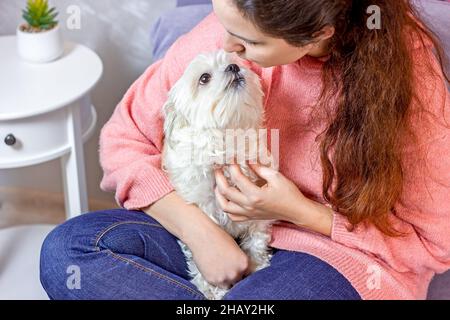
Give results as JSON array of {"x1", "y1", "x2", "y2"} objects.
[{"x1": 0, "y1": 0, "x2": 176, "y2": 205}]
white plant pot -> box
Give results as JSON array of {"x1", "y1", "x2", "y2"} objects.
[{"x1": 16, "y1": 24, "x2": 64, "y2": 63}]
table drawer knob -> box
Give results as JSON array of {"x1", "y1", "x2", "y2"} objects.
[{"x1": 4, "y1": 134, "x2": 16, "y2": 146}]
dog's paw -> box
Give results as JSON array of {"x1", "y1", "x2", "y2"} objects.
[{"x1": 195, "y1": 280, "x2": 228, "y2": 300}]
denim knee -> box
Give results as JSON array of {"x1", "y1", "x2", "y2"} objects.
[
  {"x1": 40, "y1": 222, "x2": 68, "y2": 298},
  {"x1": 39, "y1": 208, "x2": 162, "y2": 297}
]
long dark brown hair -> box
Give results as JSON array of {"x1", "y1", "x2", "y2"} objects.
[{"x1": 232, "y1": 0, "x2": 450, "y2": 236}]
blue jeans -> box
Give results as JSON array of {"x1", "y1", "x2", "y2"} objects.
[{"x1": 39, "y1": 209, "x2": 361, "y2": 300}]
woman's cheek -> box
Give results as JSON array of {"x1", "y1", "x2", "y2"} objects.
[{"x1": 246, "y1": 49, "x2": 266, "y2": 63}]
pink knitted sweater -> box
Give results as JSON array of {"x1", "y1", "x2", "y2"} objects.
[{"x1": 99, "y1": 13, "x2": 450, "y2": 300}]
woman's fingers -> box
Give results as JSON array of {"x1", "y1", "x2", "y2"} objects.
[
  {"x1": 228, "y1": 164, "x2": 261, "y2": 195},
  {"x1": 215, "y1": 187, "x2": 249, "y2": 221},
  {"x1": 215, "y1": 168, "x2": 251, "y2": 206}
]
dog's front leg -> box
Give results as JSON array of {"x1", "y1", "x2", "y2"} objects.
[{"x1": 239, "y1": 224, "x2": 273, "y2": 273}]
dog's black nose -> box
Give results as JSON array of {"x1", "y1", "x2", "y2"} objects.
[{"x1": 225, "y1": 64, "x2": 240, "y2": 73}]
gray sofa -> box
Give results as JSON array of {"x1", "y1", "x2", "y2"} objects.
[{"x1": 150, "y1": 0, "x2": 450, "y2": 300}]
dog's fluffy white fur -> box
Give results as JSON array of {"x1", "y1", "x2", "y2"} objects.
[{"x1": 161, "y1": 50, "x2": 273, "y2": 300}]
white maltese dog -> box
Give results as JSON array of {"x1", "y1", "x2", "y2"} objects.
[{"x1": 161, "y1": 50, "x2": 274, "y2": 300}]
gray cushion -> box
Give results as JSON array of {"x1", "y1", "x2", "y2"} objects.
[
  {"x1": 177, "y1": 0, "x2": 211, "y2": 7},
  {"x1": 150, "y1": 4, "x2": 212, "y2": 61},
  {"x1": 428, "y1": 271, "x2": 450, "y2": 300},
  {"x1": 416, "y1": 0, "x2": 450, "y2": 77}
]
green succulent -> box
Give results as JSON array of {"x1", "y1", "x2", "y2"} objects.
[{"x1": 22, "y1": 0, "x2": 58, "y2": 30}]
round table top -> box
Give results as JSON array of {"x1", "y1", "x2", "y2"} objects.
[{"x1": 0, "y1": 36, "x2": 103, "y2": 121}]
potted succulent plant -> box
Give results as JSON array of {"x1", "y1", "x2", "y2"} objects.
[{"x1": 17, "y1": 0, "x2": 64, "y2": 63}]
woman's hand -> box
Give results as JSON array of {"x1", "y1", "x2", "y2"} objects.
[
  {"x1": 186, "y1": 223, "x2": 251, "y2": 290},
  {"x1": 214, "y1": 162, "x2": 333, "y2": 236}
]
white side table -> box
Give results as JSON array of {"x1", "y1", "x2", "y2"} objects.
[{"x1": 0, "y1": 36, "x2": 103, "y2": 219}]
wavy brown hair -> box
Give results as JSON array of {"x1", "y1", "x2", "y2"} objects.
[{"x1": 232, "y1": 0, "x2": 450, "y2": 236}]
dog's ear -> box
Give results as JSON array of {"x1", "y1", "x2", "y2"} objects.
[
  {"x1": 162, "y1": 98, "x2": 189, "y2": 149},
  {"x1": 162, "y1": 98, "x2": 175, "y2": 136}
]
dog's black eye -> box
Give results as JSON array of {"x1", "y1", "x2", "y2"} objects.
[{"x1": 199, "y1": 73, "x2": 211, "y2": 85}]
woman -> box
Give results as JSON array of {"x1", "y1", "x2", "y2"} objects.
[{"x1": 40, "y1": 0, "x2": 450, "y2": 300}]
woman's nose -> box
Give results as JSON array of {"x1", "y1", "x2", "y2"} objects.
[{"x1": 223, "y1": 33, "x2": 245, "y2": 54}]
